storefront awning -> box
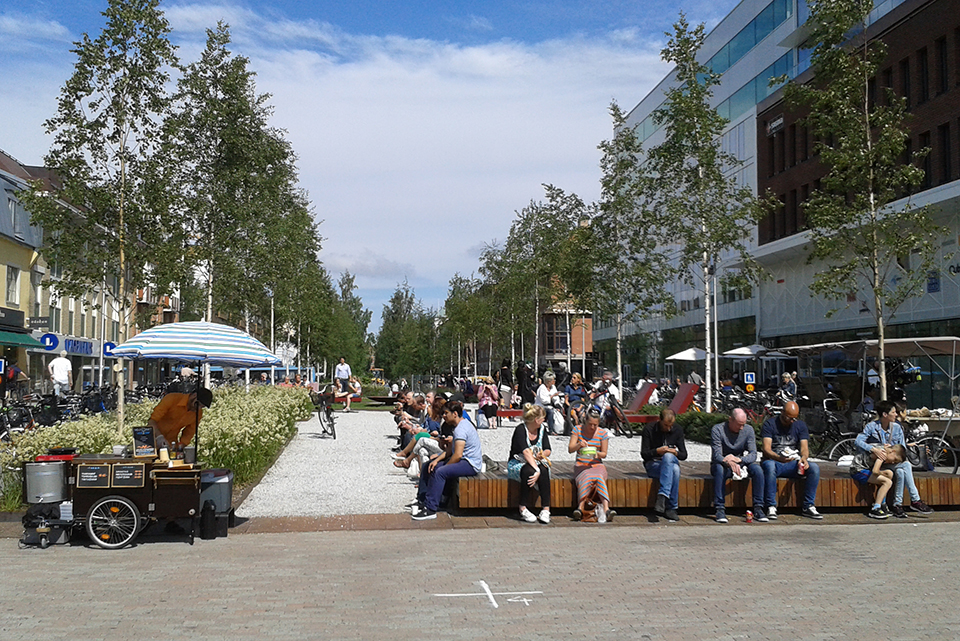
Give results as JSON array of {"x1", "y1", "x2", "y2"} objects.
[{"x1": 0, "y1": 329, "x2": 44, "y2": 348}]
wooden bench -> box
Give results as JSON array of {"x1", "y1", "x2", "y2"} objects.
[
  {"x1": 457, "y1": 460, "x2": 960, "y2": 510},
  {"x1": 495, "y1": 408, "x2": 524, "y2": 426}
]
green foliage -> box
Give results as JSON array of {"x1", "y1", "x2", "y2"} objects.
[
  {"x1": 0, "y1": 387, "x2": 313, "y2": 507},
  {"x1": 781, "y1": 0, "x2": 945, "y2": 398},
  {"x1": 18, "y1": 0, "x2": 183, "y2": 327},
  {"x1": 675, "y1": 411, "x2": 729, "y2": 443},
  {"x1": 376, "y1": 282, "x2": 437, "y2": 379}
]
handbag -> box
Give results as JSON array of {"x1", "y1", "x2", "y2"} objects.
[{"x1": 906, "y1": 443, "x2": 933, "y2": 472}]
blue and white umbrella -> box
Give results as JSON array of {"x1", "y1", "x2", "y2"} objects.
[{"x1": 112, "y1": 321, "x2": 281, "y2": 367}]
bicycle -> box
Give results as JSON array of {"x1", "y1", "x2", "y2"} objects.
[{"x1": 314, "y1": 385, "x2": 337, "y2": 439}]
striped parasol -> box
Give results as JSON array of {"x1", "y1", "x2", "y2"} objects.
[{"x1": 112, "y1": 321, "x2": 281, "y2": 367}]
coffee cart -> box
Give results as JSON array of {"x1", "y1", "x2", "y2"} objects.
[{"x1": 23, "y1": 451, "x2": 233, "y2": 549}]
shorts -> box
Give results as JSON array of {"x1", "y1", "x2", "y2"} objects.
[{"x1": 850, "y1": 469, "x2": 871, "y2": 484}]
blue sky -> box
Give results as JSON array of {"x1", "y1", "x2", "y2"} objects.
[{"x1": 1, "y1": 0, "x2": 739, "y2": 333}]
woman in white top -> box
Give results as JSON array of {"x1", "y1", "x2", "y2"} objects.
[{"x1": 535, "y1": 371, "x2": 562, "y2": 435}]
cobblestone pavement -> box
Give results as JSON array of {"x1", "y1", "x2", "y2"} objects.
[{"x1": 2, "y1": 520, "x2": 958, "y2": 640}]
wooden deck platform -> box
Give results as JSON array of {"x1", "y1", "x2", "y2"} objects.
[{"x1": 457, "y1": 461, "x2": 960, "y2": 510}]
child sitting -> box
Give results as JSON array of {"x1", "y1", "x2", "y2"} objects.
[{"x1": 850, "y1": 444, "x2": 906, "y2": 520}]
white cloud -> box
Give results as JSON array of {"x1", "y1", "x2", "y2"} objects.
[{"x1": 1, "y1": 2, "x2": 673, "y2": 331}]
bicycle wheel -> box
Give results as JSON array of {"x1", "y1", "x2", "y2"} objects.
[
  {"x1": 326, "y1": 407, "x2": 337, "y2": 440},
  {"x1": 828, "y1": 438, "x2": 858, "y2": 461},
  {"x1": 919, "y1": 436, "x2": 957, "y2": 473},
  {"x1": 86, "y1": 495, "x2": 140, "y2": 549}
]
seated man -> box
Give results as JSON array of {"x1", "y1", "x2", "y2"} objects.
[
  {"x1": 149, "y1": 387, "x2": 213, "y2": 452},
  {"x1": 411, "y1": 400, "x2": 482, "y2": 520},
  {"x1": 640, "y1": 408, "x2": 687, "y2": 522},
  {"x1": 854, "y1": 400, "x2": 933, "y2": 517},
  {"x1": 760, "y1": 401, "x2": 823, "y2": 520},
  {"x1": 711, "y1": 408, "x2": 766, "y2": 524}
]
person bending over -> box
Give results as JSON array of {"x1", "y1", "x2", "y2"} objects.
[
  {"x1": 640, "y1": 408, "x2": 687, "y2": 522},
  {"x1": 850, "y1": 444, "x2": 906, "y2": 519},
  {"x1": 711, "y1": 408, "x2": 766, "y2": 524},
  {"x1": 760, "y1": 401, "x2": 822, "y2": 520}
]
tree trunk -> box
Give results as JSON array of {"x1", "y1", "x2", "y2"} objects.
[
  {"x1": 615, "y1": 311, "x2": 623, "y2": 389},
  {"x1": 117, "y1": 156, "x2": 126, "y2": 439},
  {"x1": 534, "y1": 280, "x2": 540, "y2": 371},
  {"x1": 704, "y1": 257, "x2": 712, "y2": 414}
]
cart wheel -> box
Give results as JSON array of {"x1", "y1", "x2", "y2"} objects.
[
  {"x1": 86, "y1": 495, "x2": 140, "y2": 550},
  {"x1": 39, "y1": 534, "x2": 49, "y2": 549}
]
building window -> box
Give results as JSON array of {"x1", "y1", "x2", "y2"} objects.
[
  {"x1": 900, "y1": 57, "x2": 911, "y2": 109},
  {"x1": 50, "y1": 263, "x2": 63, "y2": 280},
  {"x1": 936, "y1": 37, "x2": 948, "y2": 95},
  {"x1": 918, "y1": 48, "x2": 929, "y2": 104},
  {"x1": 79, "y1": 300, "x2": 86, "y2": 337},
  {"x1": 112, "y1": 320, "x2": 120, "y2": 343},
  {"x1": 882, "y1": 67, "x2": 893, "y2": 106},
  {"x1": 543, "y1": 316, "x2": 569, "y2": 354},
  {"x1": 800, "y1": 124, "x2": 809, "y2": 161},
  {"x1": 920, "y1": 131, "x2": 932, "y2": 189},
  {"x1": 31, "y1": 271, "x2": 42, "y2": 317},
  {"x1": 67, "y1": 298, "x2": 75, "y2": 335},
  {"x1": 50, "y1": 295, "x2": 61, "y2": 333},
  {"x1": 5, "y1": 266, "x2": 20, "y2": 306},
  {"x1": 939, "y1": 123, "x2": 952, "y2": 184}
]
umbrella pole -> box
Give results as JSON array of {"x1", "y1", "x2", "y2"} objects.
[{"x1": 196, "y1": 360, "x2": 201, "y2": 461}]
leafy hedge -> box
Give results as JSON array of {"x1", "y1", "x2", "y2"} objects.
[{"x1": 0, "y1": 386, "x2": 313, "y2": 509}]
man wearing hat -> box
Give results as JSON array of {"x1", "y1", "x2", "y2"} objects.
[{"x1": 148, "y1": 386, "x2": 213, "y2": 452}]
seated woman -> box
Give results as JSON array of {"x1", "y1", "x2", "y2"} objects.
[
  {"x1": 567, "y1": 408, "x2": 614, "y2": 522},
  {"x1": 534, "y1": 371, "x2": 562, "y2": 435},
  {"x1": 508, "y1": 404, "x2": 552, "y2": 524},
  {"x1": 335, "y1": 376, "x2": 361, "y2": 412},
  {"x1": 393, "y1": 397, "x2": 446, "y2": 470},
  {"x1": 476, "y1": 378, "x2": 499, "y2": 429},
  {"x1": 411, "y1": 400, "x2": 483, "y2": 520},
  {"x1": 564, "y1": 373, "x2": 588, "y2": 428}
]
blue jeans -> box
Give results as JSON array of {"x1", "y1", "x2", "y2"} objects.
[
  {"x1": 645, "y1": 453, "x2": 680, "y2": 510},
  {"x1": 761, "y1": 459, "x2": 821, "y2": 509},
  {"x1": 711, "y1": 462, "x2": 764, "y2": 509},
  {"x1": 417, "y1": 459, "x2": 477, "y2": 511},
  {"x1": 893, "y1": 460, "x2": 920, "y2": 504}
]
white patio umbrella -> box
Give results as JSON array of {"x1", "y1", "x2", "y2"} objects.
[
  {"x1": 112, "y1": 321, "x2": 282, "y2": 454},
  {"x1": 666, "y1": 347, "x2": 710, "y2": 361},
  {"x1": 722, "y1": 344, "x2": 789, "y2": 358}
]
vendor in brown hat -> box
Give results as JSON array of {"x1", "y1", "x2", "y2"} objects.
[{"x1": 148, "y1": 386, "x2": 213, "y2": 452}]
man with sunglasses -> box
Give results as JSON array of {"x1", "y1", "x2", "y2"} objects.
[{"x1": 760, "y1": 401, "x2": 823, "y2": 520}]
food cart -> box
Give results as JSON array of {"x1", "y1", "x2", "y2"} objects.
[{"x1": 20, "y1": 321, "x2": 278, "y2": 549}]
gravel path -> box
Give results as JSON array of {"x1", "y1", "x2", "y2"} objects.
[{"x1": 237, "y1": 406, "x2": 713, "y2": 517}]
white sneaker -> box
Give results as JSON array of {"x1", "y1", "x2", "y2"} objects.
[
  {"x1": 538, "y1": 509, "x2": 550, "y2": 524},
  {"x1": 767, "y1": 506, "x2": 778, "y2": 520},
  {"x1": 597, "y1": 505, "x2": 606, "y2": 523},
  {"x1": 519, "y1": 507, "x2": 538, "y2": 523}
]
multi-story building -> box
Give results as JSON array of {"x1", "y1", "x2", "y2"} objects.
[
  {"x1": 596, "y1": 0, "x2": 959, "y2": 397},
  {"x1": 0, "y1": 148, "x2": 181, "y2": 393}
]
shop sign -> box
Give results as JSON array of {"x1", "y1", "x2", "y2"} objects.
[
  {"x1": 103, "y1": 341, "x2": 116, "y2": 357},
  {"x1": 40, "y1": 333, "x2": 59, "y2": 351},
  {"x1": 928, "y1": 271, "x2": 941, "y2": 293},
  {"x1": 0, "y1": 307, "x2": 25, "y2": 329},
  {"x1": 766, "y1": 114, "x2": 784, "y2": 136},
  {"x1": 64, "y1": 338, "x2": 94, "y2": 355},
  {"x1": 0, "y1": 358, "x2": 5, "y2": 376},
  {"x1": 27, "y1": 316, "x2": 49, "y2": 330}
]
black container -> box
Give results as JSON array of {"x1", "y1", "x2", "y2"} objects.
[{"x1": 199, "y1": 500, "x2": 217, "y2": 540}]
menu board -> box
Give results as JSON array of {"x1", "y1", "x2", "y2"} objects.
[
  {"x1": 76, "y1": 464, "x2": 111, "y2": 488},
  {"x1": 132, "y1": 426, "x2": 156, "y2": 458},
  {"x1": 112, "y1": 463, "x2": 145, "y2": 488}
]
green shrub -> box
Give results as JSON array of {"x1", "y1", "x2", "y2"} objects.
[
  {"x1": 0, "y1": 386, "x2": 314, "y2": 507},
  {"x1": 675, "y1": 411, "x2": 729, "y2": 444}
]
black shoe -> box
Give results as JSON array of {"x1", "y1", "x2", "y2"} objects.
[
  {"x1": 411, "y1": 508, "x2": 437, "y2": 521},
  {"x1": 664, "y1": 508, "x2": 679, "y2": 522},
  {"x1": 890, "y1": 504, "x2": 907, "y2": 518},
  {"x1": 655, "y1": 494, "x2": 666, "y2": 515}
]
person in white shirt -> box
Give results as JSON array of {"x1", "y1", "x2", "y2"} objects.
[
  {"x1": 48, "y1": 350, "x2": 73, "y2": 397},
  {"x1": 534, "y1": 371, "x2": 562, "y2": 435},
  {"x1": 334, "y1": 357, "x2": 352, "y2": 392}
]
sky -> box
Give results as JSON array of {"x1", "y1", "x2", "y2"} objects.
[{"x1": 0, "y1": 0, "x2": 740, "y2": 333}]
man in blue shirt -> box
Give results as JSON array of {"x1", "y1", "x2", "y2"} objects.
[
  {"x1": 854, "y1": 400, "x2": 933, "y2": 517},
  {"x1": 711, "y1": 408, "x2": 766, "y2": 524},
  {"x1": 760, "y1": 401, "x2": 822, "y2": 520}
]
